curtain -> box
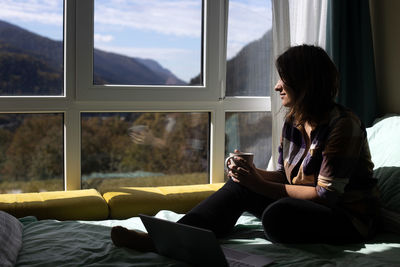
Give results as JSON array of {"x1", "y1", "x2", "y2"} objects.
[
  {"x1": 326, "y1": 0, "x2": 378, "y2": 127},
  {"x1": 289, "y1": 0, "x2": 328, "y2": 47},
  {"x1": 270, "y1": 0, "x2": 290, "y2": 170},
  {"x1": 269, "y1": 0, "x2": 328, "y2": 170}
]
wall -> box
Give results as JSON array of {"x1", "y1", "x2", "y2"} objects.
[{"x1": 370, "y1": 0, "x2": 400, "y2": 114}]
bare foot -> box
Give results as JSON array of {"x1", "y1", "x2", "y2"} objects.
[{"x1": 111, "y1": 226, "x2": 155, "y2": 252}]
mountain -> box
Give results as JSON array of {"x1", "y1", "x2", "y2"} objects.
[
  {"x1": 0, "y1": 20, "x2": 62, "y2": 70},
  {"x1": 0, "y1": 19, "x2": 272, "y2": 95},
  {"x1": 93, "y1": 49, "x2": 185, "y2": 85},
  {"x1": 225, "y1": 30, "x2": 273, "y2": 96},
  {"x1": 0, "y1": 45, "x2": 62, "y2": 95},
  {"x1": 0, "y1": 19, "x2": 186, "y2": 95},
  {"x1": 189, "y1": 30, "x2": 273, "y2": 95}
]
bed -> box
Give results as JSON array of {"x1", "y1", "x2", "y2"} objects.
[{"x1": 2, "y1": 115, "x2": 400, "y2": 267}]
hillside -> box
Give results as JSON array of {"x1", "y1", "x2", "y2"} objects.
[
  {"x1": 0, "y1": 19, "x2": 272, "y2": 93},
  {"x1": 0, "y1": 47, "x2": 62, "y2": 95},
  {"x1": 0, "y1": 19, "x2": 186, "y2": 91},
  {"x1": 226, "y1": 30, "x2": 272, "y2": 96},
  {"x1": 190, "y1": 30, "x2": 273, "y2": 96},
  {"x1": 93, "y1": 49, "x2": 185, "y2": 85}
]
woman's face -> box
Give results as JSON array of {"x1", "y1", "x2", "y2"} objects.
[{"x1": 274, "y1": 79, "x2": 293, "y2": 107}]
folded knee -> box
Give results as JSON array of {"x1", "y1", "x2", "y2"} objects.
[{"x1": 261, "y1": 198, "x2": 299, "y2": 243}]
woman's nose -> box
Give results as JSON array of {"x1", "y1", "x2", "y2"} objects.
[{"x1": 274, "y1": 80, "x2": 283, "y2": 91}]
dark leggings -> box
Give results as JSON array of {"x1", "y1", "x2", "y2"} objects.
[{"x1": 178, "y1": 179, "x2": 363, "y2": 244}]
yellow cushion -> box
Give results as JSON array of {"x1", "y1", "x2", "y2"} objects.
[
  {"x1": 103, "y1": 183, "x2": 224, "y2": 219},
  {"x1": 0, "y1": 189, "x2": 109, "y2": 220}
]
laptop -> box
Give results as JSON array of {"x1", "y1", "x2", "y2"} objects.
[{"x1": 139, "y1": 214, "x2": 273, "y2": 267}]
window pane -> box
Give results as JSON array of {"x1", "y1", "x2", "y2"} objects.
[
  {"x1": 81, "y1": 112, "x2": 209, "y2": 192},
  {"x1": 93, "y1": 0, "x2": 203, "y2": 86},
  {"x1": 0, "y1": 0, "x2": 64, "y2": 96},
  {"x1": 225, "y1": 112, "x2": 272, "y2": 178},
  {"x1": 226, "y1": 0, "x2": 272, "y2": 96},
  {"x1": 0, "y1": 114, "x2": 64, "y2": 193}
]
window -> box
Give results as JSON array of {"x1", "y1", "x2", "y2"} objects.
[
  {"x1": 223, "y1": 0, "x2": 273, "y2": 177},
  {"x1": 81, "y1": 112, "x2": 209, "y2": 192},
  {"x1": 225, "y1": 112, "x2": 272, "y2": 171},
  {"x1": 93, "y1": 0, "x2": 203, "y2": 86},
  {"x1": 0, "y1": 0, "x2": 64, "y2": 96},
  {"x1": 226, "y1": 0, "x2": 273, "y2": 96},
  {"x1": 0, "y1": 0, "x2": 273, "y2": 193},
  {"x1": 0, "y1": 114, "x2": 64, "y2": 193},
  {"x1": 76, "y1": 0, "x2": 222, "y2": 101}
]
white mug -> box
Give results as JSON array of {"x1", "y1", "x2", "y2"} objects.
[{"x1": 225, "y1": 152, "x2": 254, "y2": 170}]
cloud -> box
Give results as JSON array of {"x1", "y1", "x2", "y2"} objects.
[
  {"x1": 94, "y1": 0, "x2": 202, "y2": 38},
  {"x1": 94, "y1": 44, "x2": 193, "y2": 60},
  {"x1": 0, "y1": 0, "x2": 63, "y2": 26},
  {"x1": 0, "y1": 0, "x2": 272, "y2": 56},
  {"x1": 227, "y1": 0, "x2": 272, "y2": 58},
  {"x1": 94, "y1": 34, "x2": 114, "y2": 43},
  {"x1": 0, "y1": 0, "x2": 272, "y2": 79},
  {"x1": 94, "y1": 0, "x2": 272, "y2": 59}
]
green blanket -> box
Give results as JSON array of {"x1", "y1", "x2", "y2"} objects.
[{"x1": 16, "y1": 211, "x2": 400, "y2": 266}]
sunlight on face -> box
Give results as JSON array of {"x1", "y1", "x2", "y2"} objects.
[{"x1": 274, "y1": 79, "x2": 293, "y2": 107}]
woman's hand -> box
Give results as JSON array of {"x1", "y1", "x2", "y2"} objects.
[
  {"x1": 129, "y1": 126, "x2": 154, "y2": 145},
  {"x1": 227, "y1": 149, "x2": 262, "y2": 190},
  {"x1": 129, "y1": 125, "x2": 166, "y2": 148},
  {"x1": 226, "y1": 150, "x2": 320, "y2": 201}
]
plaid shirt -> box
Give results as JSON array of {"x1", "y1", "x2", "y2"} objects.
[{"x1": 277, "y1": 104, "x2": 379, "y2": 238}]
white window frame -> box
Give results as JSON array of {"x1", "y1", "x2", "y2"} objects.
[
  {"x1": 76, "y1": 0, "x2": 223, "y2": 102},
  {"x1": 0, "y1": 0, "x2": 271, "y2": 190}
]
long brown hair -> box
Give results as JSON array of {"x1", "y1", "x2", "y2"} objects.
[{"x1": 276, "y1": 45, "x2": 339, "y2": 126}]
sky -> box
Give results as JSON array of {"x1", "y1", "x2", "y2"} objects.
[{"x1": 0, "y1": 0, "x2": 272, "y2": 83}]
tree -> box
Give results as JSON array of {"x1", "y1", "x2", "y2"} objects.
[{"x1": 1, "y1": 115, "x2": 63, "y2": 181}]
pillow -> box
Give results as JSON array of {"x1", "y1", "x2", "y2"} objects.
[
  {"x1": 374, "y1": 167, "x2": 400, "y2": 213},
  {"x1": 367, "y1": 115, "x2": 400, "y2": 169},
  {"x1": 0, "y1": 189, "x2": 109, "y2": 220},
  {"x1": 103, "y1": 183, "x2": 224, "y2": 219},
  {"x1": 380, "y1": 208, "x2": 400, "y2": 235},
  {"x1": 367, "y1": 115, "x2": 400, "y2": 211},
  {"x1": 0, "y1": 211, "x2": 23, "y2": 266},
  {"x1": 367, "y1": 115, "x2": 400, "y2": 233}
]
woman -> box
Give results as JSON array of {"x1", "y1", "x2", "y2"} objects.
[{"x1": 111, "y1": 45, "x2": 380, "y2": 250}]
